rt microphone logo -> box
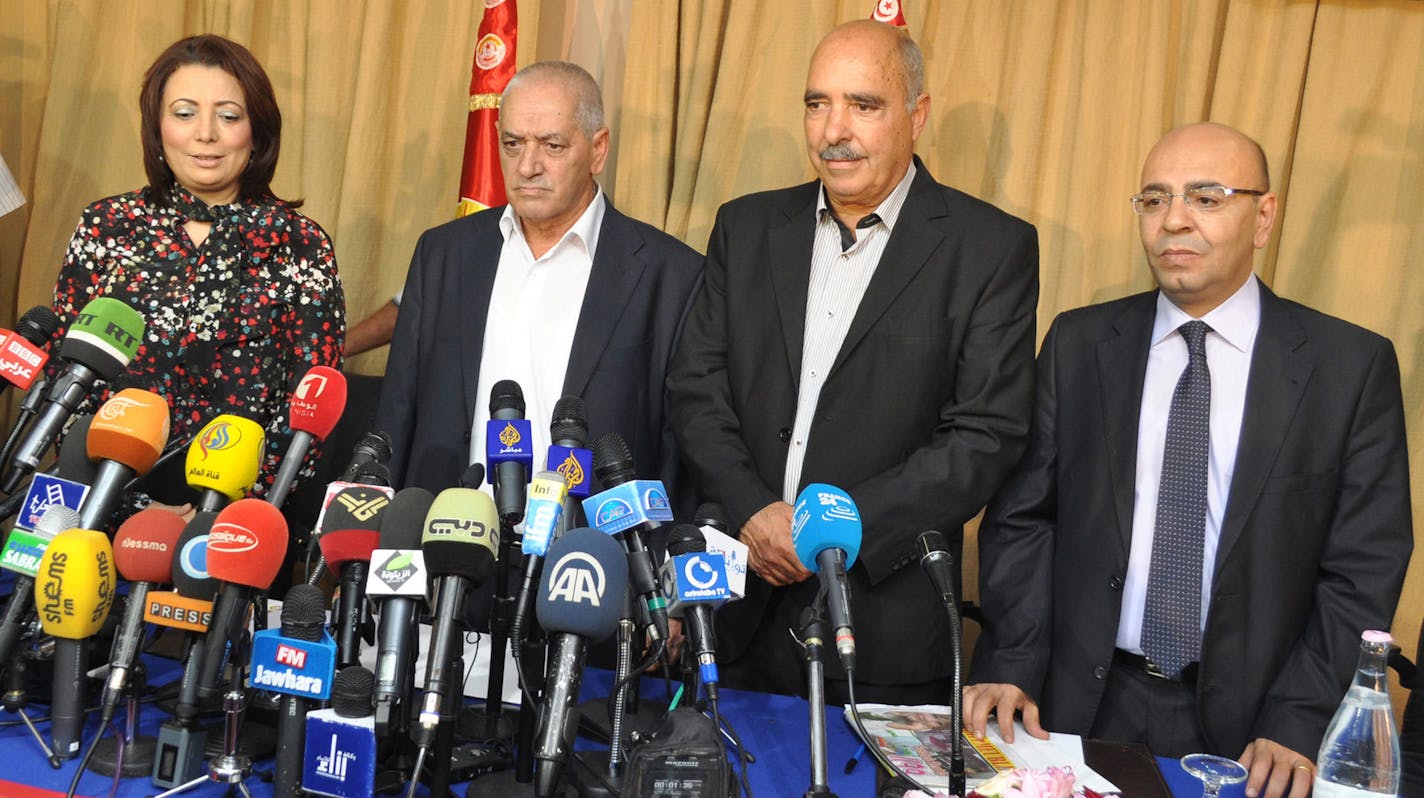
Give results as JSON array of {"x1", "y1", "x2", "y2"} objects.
[{"x1": 547, "y1": 552, "x2": 606, "y2": 606}]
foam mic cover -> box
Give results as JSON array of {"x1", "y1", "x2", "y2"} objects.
[
  {"x1": 320, "y1": 487, "x2": 389, "y2": 568},
  {"x1": 171, "y1": 511, "x2": 219, "y2": 599},
  {"x1": 57, "y1": 296, "x2": 145, "y2": 380},
  {"x1": 792, "y1": 482, "x2": 862, "y2": 571},
  {"x1": 207, "y1": 498, "x2": 289, "y2": 590},
  {"x1": 421, "y1": 488, "x2": 499, "y2": 582},
  {"x1": 376, "y1": 488, "x2": 433, "y2": 550},
  {"x1": 185, "y1": 414, "x2": 265, "y2": 500},
  {"x1": 550, "y1": 396, "x2": 587, "y2": 446},
  {"x1": 114, "y1": 507, "x2": 187, "y2": 584},
  {"x1": 340, "y1": 431, "x2": 392, "y2": 482},
  {"x1": 290, "y1": 366, "x2": 347, "y2": 440},
  {"x1": 536, "y1": 527, "x2": 628, "y2": 641},
  {"x1": 35, "y1": 527, "x2": 116, "y2": 639},
  {"x1": 591, "y1": 432, "x2": 636, "y2": 487},
  {"x1": 0, "y1": 306, "x2": 59, "y2": 391},
  {"x1": 88, "y1": 388, "x2": 171, "y2": 473}
]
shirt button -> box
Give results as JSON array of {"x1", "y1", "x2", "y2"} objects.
[
  {"x1": 778, "y1": 428, "x2": 792, "y2": 443},
  {"x1": 1094, "y1": 665, "x2": 1108, "y2": 680},
  {"x1": 463, "y1": 431, "x2": 472, "y2": 442},
  {"x1": 1109, "y1": 576, "x2": 1123, "y2": 590}
]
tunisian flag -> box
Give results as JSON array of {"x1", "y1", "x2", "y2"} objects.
[
  {"x1": 871, "y1": 0, "x2": 908, "y2": 27},
  {"x1": 457, "y1": 0, "x2": 518, "y2": 217}
]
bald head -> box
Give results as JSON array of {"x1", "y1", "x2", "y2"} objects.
[
  {"x1": 1146, "y1": 122, "x2": 1270, "y2": 191},
  {"x1": 813, "y1": 19, "x2": 925, "y2": 112}
]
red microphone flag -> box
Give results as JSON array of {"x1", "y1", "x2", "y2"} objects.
[
  {"x1": 457, "y1": 0, "x2": 518, "y2": 218},
  {"x1": 871, "y1": 0, "x2": 908, "y2": 27}
]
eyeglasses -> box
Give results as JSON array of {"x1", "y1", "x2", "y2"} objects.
[{"x1": 1130, "y1": 186, "x2": 1266, "y2": 215}]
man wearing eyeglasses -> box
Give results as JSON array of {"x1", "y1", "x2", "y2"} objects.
[{"x1": 967, "y1": 122, "x2": 1411, "y2": 798}]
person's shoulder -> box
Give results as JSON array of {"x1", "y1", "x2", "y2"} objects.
[
  {"x1": 416, "y1": 205, "x2": 503, "y2": 248},
  {"x1": 1049, "y1": 291, "x2": 1155, "y2": 340},
  {"x1": 920, "y1": 174, "x2": 1034, "y2": 236},
  {"x1": 1269, "y1": 292, "x2": 1396, "y2": 356},
  {"x1": 79, "y1": 188, "x2": 148, "y2": 219},
  {"x1": 716, "y1": 181, "x2": 819, "y2": 221},
  {"x1": 604, "y1": 204, "x2": 703, "y2": 273}
]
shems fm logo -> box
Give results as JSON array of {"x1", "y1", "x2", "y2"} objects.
[{"x1": 198, "y1": 421, "x2": 242, "y2": 460}]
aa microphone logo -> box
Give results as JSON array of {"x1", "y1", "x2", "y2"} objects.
[
  {"x1": 197, "y1": 421, "x2": 242, "y2": 459},
  {"x1": 546, "y1": 552, "x2": 606, "y2": 606},
  {"x1": 336, "y1": 492, "x2": 389, "y2": 522},
  {"x1": 296, "y1": 372, "x2": 329, "y2": 400}
]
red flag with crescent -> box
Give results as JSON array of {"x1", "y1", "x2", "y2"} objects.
[
  {"x1": 871, "y1": 0, "x2": 907, "y2": 27},
  {"x1": 458, "y1": 0, "x2": 518, "y2": 217}
]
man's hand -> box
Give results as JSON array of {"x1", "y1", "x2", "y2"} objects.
[
  {"x1": 741, "y1": 501, "x2": 811, "y2": 586},
  {"x1": 149, "y1": 501, "x2": 196, "y2": 523},
  {"x1": 1239, "y1": 738, "x2": 1314, "y2": 798},
  {"x1": 962, "y1": 682, "x2": 1048, "y2": 743}
]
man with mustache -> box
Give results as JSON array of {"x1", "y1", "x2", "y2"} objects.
[
  {"x1": 379, "y1": 61, "x2": 702, "y2": 497},
  {"x1": 968, "y1": 122, "x2": 1411, "y2": 798},
  {"x1": 667, "y1": 20, "x2": 1039, "y2": 703}
]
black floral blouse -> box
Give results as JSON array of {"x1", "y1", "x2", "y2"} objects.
[{"x1": 50, "y1": 184, "x2": 345, "y2": 498}]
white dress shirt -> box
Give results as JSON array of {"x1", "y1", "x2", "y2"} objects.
[
  {"x1": 781, "y1": 164, "x2": 916, "y2": 502},
  {"x1": 469, "y1": 190, "x2": 604, "y2": 487},
  {"x1": 1117, "y1": 274, "x2": 1261, "y2": 653}
]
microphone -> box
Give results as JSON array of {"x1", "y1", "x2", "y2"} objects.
[
  {"x1": 410, "y1": 488, "x2": 499, "y2": 764},
  {"x1": 0, "y1": 505, "x2": 81, "y2": 678},
  {"x1": 269, "y1": 366, "x2": 348, "y2": 509},
  {"x1": 918, "y1": 530, "x2": 966, "y2": 797},
  {"x1": 303, "y1": 666, "x2": 378, "y2": 798},
  {"x1": 77, "y1": 388, "x2": 170, "y2": 530},
  {"x1": 487, "y1": 380, "x2": 534, "y2": 525},
  {"x1": 34, "y1": 526, "x2": 117, "y2": 761},
  {"x1": 792, "y1": 483, "x2": 862, "y2": 671},
  {"x1": 258, "y1": 583, "x2": 336, "y2": 798},
  {"x1": 196, "y1": 499, "x2": 289, "y2": 697},
  {"x1": 318, "y1": 486, "x2": 390, "y2": 668},
  {"x1": 184, "y1": 414, "x2": 266, "y2": 512},
  {"x1": 3, "y1": 297, "x2": 145, "y2": 490},
  {"x1": 102, "y1": 507, "x2": 186, "y2": 723},
  {"x1": 587, "y1": 432, "x2": 673, "y2": 642},
  {"x1": 533, "y1": 527, "x2": 628, "y2": 797},
  {"x1": 547, "y1": 396, "x2": 593, "y2": 505},
  {"x1": 692, "y1": 503, "x2": 749, "y2": 601},
  {"x1": 0, "y1": 305, "x2": 60, "y2": 394},
  {"x1": 660, "y1": 524, "x2": 732, "y2": 700},
  {"x1": 369, "y1": 487, "x2": 435, "y2": 737},
  {"x1": 510, "y1": 471, "x2": 569, "y2": 648},
  {"x1": 340, "y1": 430, "x2": 392, "y2": 483}
]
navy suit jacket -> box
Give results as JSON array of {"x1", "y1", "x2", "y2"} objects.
[
  {"x1": 668, "y1": 159, "x2": 1040, "y2": 685},
  {"x1": 377, "y1": 198, "x2": 704, "y2": 495},
  {"x1": 972, "y1": 283, "x2": 1413, "y2": 757}
]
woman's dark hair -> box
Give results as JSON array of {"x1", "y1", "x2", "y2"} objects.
[{"x1": 139, "y1": 34, "x2": 297, "y2": 206}]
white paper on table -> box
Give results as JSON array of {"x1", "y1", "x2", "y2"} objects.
[{"x1": 984, "y1": 720, "x2": 1120, "y2": 795}]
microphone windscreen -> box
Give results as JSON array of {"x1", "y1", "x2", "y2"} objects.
[
  {"x1": 331, "y1": 666, "x2": 375, "y2": 718},
  {"x1": 350, "y1": 461, "x2": 391, "y2": 487},
  {"x1": 16, "y1": 305, "x2": 61, "y2": 343},
  {"x1": 792, "y1": 482, "x2": 862, "y2": 572},
  {"x1": 591, "y1": 432, "x2": 635, "y2": 486},
  {"x1": 280, "y1": 583, "x2": 328, "y2": 641},
  {"x1": 172, "y1": 511, "x2": 219, "y2": 599},
  {"x1": 57, "y1": 297, "x2": 144, "y2": 379},
  {"x1": 421, "y1": 487, "x2": 498, "y2": 582},
  {"x1": 185, "y1": 414, "x2": 265, "y2": 500},
  {"x1": 536, "y1": 527, "x2": 628, "y2": 641},
  {"x1": 459, "y1": 462, "x2": 484, "y2": 489},
  {"x1": 321, "y1": 486, "x2": 389, "y2": 535},
  {"x1": 290, "y1": 366, "x2": 347, "y2": 440},
  {"x1": 114, "y1": 507, "x2": 186, "y2": 583},
  {"x1": 489, "y1": 379, "x2": 525, "y2": 415},
  {"x1": 917, "y1": 530, "x2": 950, "y2": 561},
  {"x1": 320, "y1": 529, "x2": 380, "y2": 570},
  {"x1": 347, "y1": 430, "x2": 392, "y2": 466},
  {"x1": 34, "y1": 505, "x2": 81, "y2": 537},
  {"x1": 550, "y1": 395, "x2": 587, "y2": 445},
  {"x1": 34, "y1": 527, "x2": 116, "y2": 639},
  {"x1": 377, "y1": 488, "x2": 434, "y2": 549},
  {"x1": 666, "y1": 523, "x2": 707, "y2": 557},
  {"x1": 87, "y1": 388, "x2": 171, "y2": 473},
  {"x1": 56, "y1": 415, "x2": 98, "y2": 484},
  {"x1": 207, "y1": 499, "x2": 289, "y2": 589},
  {"x1": 694, "y1": 503, "x2": 729, "y2": 533}
]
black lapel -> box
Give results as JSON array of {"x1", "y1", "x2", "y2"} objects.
[
  {"x1": 1097, "y1": 293, "x2": 1156, "y2": 555},
  {"x1": 767, "y1": 186, "x2": 818, "y2": 383},
  {"x1": 459, "y1": 212, "x2": 504, "y2": 424},
  {"x1": 1215, "y1": 285, "x2": 1312, "y2": 568},
  {"x1": 563, "y1": 200, "x2": 646, "y2": 398}
]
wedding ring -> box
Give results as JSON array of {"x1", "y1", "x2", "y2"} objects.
[{"x1": 1293, "y1": 763, "x2": 1313, "y2": 773}]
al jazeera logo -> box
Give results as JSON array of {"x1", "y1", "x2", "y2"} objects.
[
  {"x1": 197, "y1": 421, "x2": 241, "y2": 460},
  {"x1": 498, "y1": 422, "x2": 522, "y2": 453},
  {"x1": 557, "y1": 452, "x2": 585, "y2": 488},
  {"x1": 335, "y1": 491, "x2": 389, "y2": 523}
]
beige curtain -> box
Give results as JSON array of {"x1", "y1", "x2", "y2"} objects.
[{"x1": 3, "y1": 0, "x2": 1422, "y2": 708}]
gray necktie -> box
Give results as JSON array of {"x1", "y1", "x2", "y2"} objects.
[{"x1": 1141, "y1": 320, "x2": 1211, "y2": 678}]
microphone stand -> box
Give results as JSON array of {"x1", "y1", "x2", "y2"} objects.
[
  {"x1": 800, "y1": 603, "x2": 836, "y2": 798},
  {"x1": 89, "y1": 660, "x2": 157, "y2": 776},
  {"x1": 465, "y1": 519, "x2": 520, "y2": 741},
  {"x1": 465, "y1": 583, "x2": 551, "y2": 797},
  {"x1": 942, "y1": 592, "x2": 966, "y2": 797},
  {"x1": 1, "y1": 644, "x2": 62, "y2": 764}
]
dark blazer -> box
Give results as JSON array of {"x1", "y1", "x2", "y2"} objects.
[
  {"x1": 971, "y1": 283, "x2": 1413, "y2": 758},
  {"x1": 377, "y1": 198, "x2": 704, "y2": 494},
  {"x1": 667, "y1": 159, "x2": 1040, "y2": 685}
]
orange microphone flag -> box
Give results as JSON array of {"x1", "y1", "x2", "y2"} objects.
[
  {"x1": 458, "y1": 0, "x2": 518, "y2": 218},
  {"x1": 871, "y1": 0, "x2": 908, "y2": 27}
]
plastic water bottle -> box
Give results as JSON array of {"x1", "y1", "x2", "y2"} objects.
[{"x1": 1315, "y1": 630, "x2": 1401, "y2": 796}]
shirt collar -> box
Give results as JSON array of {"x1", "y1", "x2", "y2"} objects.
[
  {"x1": 1152, "y1": 273, "x2": 1262, "y2": 353},
  {"x1": 499, "y1": 186, "x2": 606, "y2": 262},
  {"x1": 815, "y1": 161, "x2": 917, "y2": 233}
]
